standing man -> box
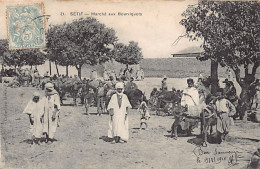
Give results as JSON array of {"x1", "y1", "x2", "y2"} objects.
[
  {"x1": 34, "y1": 70, "x2": 40, "y2": 86},
  {"x1": 215, "y1": 94, "x2": 236, "y2": 143},
  {"x1": 161, "y1": 75, "x2": 168, "y2": 92},
  {"x1": 103, "y1": 69, "x2": 109, "y2": 81},
  {"x1": 107, "y1": 82, "x2": 132, "y2": 143},
  {"x1": 97, "y1": 81, "x2": 105, "y2": 116},
  {"x1": 43, "y1": 83, "x2": 61, "y2": 143}
]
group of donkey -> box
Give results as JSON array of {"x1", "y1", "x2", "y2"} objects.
[{"x1": 41, "y1": 78, "x2": 146, "y2": 112}]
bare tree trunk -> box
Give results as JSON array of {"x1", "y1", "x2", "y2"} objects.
[
  {"x1": 233, "y1": 62, "x2": 258, "y2": 120},
  {"x1": 49, "y1": 60, "x2": 52, "y2": 76},
  {"x1": 55, "y1": 61, "x2": 60, "y2": 76},
  {"x1": 210, "y1": 60, "x2": 219, "y2": 94},
  {"x1": 66, "y1": 65, "x2": 69, "y2": 76}
]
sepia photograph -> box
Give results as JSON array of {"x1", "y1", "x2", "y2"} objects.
[{"x1": 0, "y1": 0, "x2": 259, "y2": 169}]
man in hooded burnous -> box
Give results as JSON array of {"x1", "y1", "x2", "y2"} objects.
[
  {"x1": 107, "y1": 82, "x2": 132, "y2": 143},
  {"x1": 23, "y1": 91, "x2": 44, "y2": 145},
  {"x1": 43, "y1": 83, "x2": 61, "y2": 143}
]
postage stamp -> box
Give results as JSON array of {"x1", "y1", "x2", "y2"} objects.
[{"x1": 6, "y1": 3, "x2": 45, "y2": 49}]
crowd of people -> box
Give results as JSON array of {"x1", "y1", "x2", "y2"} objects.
[
  {"x1": 103, "y1": 68, "x2": 144, "y2": 81},
  {"x1": 151, "y1": 73, "x2": 260, "y2": 143},
  {"x1": 14, "y1": 66, "x2": 259, "y2": 148}
]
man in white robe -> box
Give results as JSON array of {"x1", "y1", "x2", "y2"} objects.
[
  {"x1": 42, "y1": 83, "x2": 61, "y2": 143},
  {"x1": 107, "y1": 82, "x2": 132, "y2": 143},
  {"x1": 181, "y1": 78, "x2": 200, "y2": 115},
  {"x1": 23, "y1": 92, "x2": 44, "y2": 144}
]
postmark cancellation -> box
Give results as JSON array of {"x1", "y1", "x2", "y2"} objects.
[{"x1": 6, "y1": 3, "x2": 45, "y2": 49}]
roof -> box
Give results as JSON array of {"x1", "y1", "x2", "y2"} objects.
[{"x1": 172, "y1": 52, "x2": 202, "y2": 58}]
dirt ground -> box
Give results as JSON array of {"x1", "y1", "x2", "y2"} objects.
[{"x1": 1, "y1": 78, "x2": 259, "y2": 169}]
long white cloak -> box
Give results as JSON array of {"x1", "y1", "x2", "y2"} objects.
[
  {"x1": 181, "y1": 87, "x2": 200, "y2": 115},
  {"x1": 107, "y1": 94, "x2": 132, "y2": 141},
  {"x1": 42, "y1": 93, "x2": 61, "y2": 139},
  {"x1": 23, "y1": 99, "x2": 45, "y2": 138}
]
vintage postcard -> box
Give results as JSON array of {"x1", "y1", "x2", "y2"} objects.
[{"x1": 0, "y1": 0, "x2": 259, "y2": 169}]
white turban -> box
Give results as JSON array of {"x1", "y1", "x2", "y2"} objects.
[
  {"x1": 45, "y1": 83, "x2": 54, "y2": 90},
  {"x1": 115, "y1": 82, "x2": 124, "y2": 89},
  {"x1": 33, "y1": 91, "x2": 40, "y2": 97}
]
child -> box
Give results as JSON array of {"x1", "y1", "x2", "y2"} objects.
[
  {"x1": 22, "y1": 92, "x2": 44, "y2": 145},
  {"x1": 97, "y1": 81, "x2": 105, "y2": 116},
  {"x1": 138, "y1": 101, "x2": 150, "y2": 130}
]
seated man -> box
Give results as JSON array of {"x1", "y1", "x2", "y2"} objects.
[
  {"x1": 223, "y1": 79, "x2": 237, "y2": 103},
  {"x1": 181, "y1": 78, "x2": 200, "y2": 115},
  {"x1": 125, "y1": 77, "x2": 138, "y2": 92}
]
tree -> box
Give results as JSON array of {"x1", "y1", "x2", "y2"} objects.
[
  {"x1": 113, "y1": 41, "x2": 143, "y2": 73},
  {"x1": 0, "y1": 39, "x2": 46, "y2": 69},
  {"x1": 46, "y1": 17, "x2": 118, "y2": 78},
  {"x1": 3, "y1": 48, "x2": 46, "y2": 69},
  {"x1": 23, "y1": 49, "x2": 46, "y2": 68},
  {"x1": 0, "y1": 39, "x2": 8, "y2": 70},
  {"x1": 46, "y1": 24, "x2": 72, "y2": 76},
  {"x1": 180, "y1": 1, "x2": 260, "y2": 117}
]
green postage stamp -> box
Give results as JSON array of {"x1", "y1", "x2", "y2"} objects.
[{"x1": 6, "y1": 3, "x2": 45, "y2": 49}]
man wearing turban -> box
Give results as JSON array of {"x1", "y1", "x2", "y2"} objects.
[
  {"x1": 107, "y1": 82, "x2": 132, "y2": 143},
  {"x1": 42, "y1": 83, "x2": 61, "y2": 143}
]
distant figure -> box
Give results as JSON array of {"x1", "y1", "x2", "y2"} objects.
[
  {"x1": 93, "y1": 70, "x2": 97, "y2": 80},
  {"x1": 226, "y1": 68, "x2": 234, "y2": 82},
  {"x1": 24, "y1": 68, "x2": 30, "y2": 76},
  {"x1": 125, "y1": 69, "x2": 130, "y2": 81},
  {"x1": 140, "y1": 69, "x2": 144, "y2": 80},
  {"x1": 129, "y1": 68, "x2": 134, "y2": 80},
  {"x1": 34, "y1": 70, "x2": 40, "y2": 86},
  {"x1": 97, "y1": 81, "x2": 105, "y2": 116},
  {"x1": 138, "y1": 101, "x2": 150, "y2": 130},
  {"x1": 90, "y1": 70, "x2": 97, "y2": 80},
  {"x1": 252, "y1": 79, "x2": 260, "y2": 109},
  {"x1": 161, "y1": 75, "x2": 168, "y2": 92},
  {"x1": 31, "y1": 69, "x2": 35, "y2": 85},
  {"x1": 74, "y1": 75, "x2": 81, "y2": 82},
  {"x1": 111, "y1": 70, "x2": 117, "y2": 81},
  {"x1": 136, "y1": 69, "x2": 142, "y2": 81},
  {"x1": 44, "y1": 71, "x2": 50, "y2": 78},
  {"x1": 107, "y1": 82, "x2": 131, "y2": 143},
  {"x1": 119, "y1": 68, "x2": 124, "y2": 79},
  {"x1": 22, "y1": 92, "x2": 44, "y2": 145},
  {"x1": 103, "y1": 69, "x2": 109, "y2": 81}
]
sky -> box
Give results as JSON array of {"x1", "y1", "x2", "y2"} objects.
[{"x1": 0, "y1": 0, "x2": 202, "y2": 58}]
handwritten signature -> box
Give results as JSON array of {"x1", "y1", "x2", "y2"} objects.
[{"x1": 193, "y1": 146, "x2": 239, "y2": 166}]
